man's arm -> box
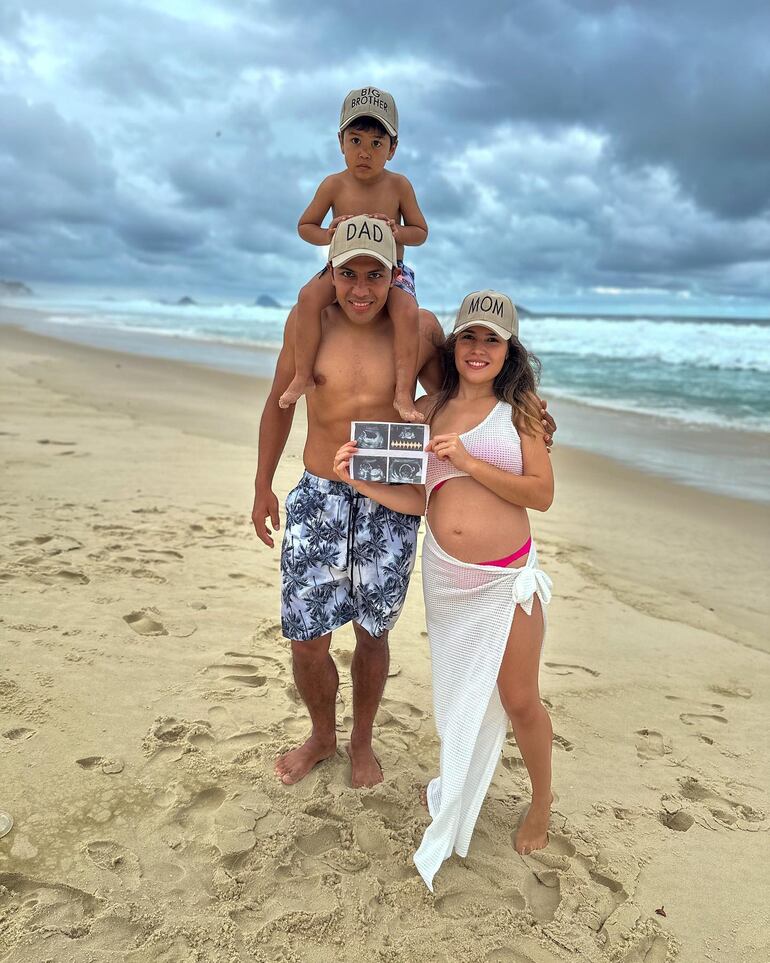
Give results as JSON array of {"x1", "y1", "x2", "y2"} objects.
[
  {"x1": 298, "y1": 176, "x2": 339, "y2": 246},
  {"x1": 252, "y1": 308, "x2": 299, "y2": 547},
  {"x1": 395, "y1": 175, "x2": 428, "y2": 247},
  {"x1": 416, "y1": 309, "x2": 446, "y2": 396}
]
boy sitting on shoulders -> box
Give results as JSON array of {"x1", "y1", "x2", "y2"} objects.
[{"x1": 278, "y1": 86, "x2": 428, "y2": 423}]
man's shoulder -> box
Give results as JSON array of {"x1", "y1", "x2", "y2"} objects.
[{"x1": 418, "y1": 308, "x2": 444, "y2": 342}]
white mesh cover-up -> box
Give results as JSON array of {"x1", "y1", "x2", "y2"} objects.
[{"x1": 413, "y1": 401, "x2": 553, "y2": 891}]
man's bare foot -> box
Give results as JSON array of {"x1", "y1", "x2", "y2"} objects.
[
  {"x1": 345, "y1": 743, "x2": 383, "y2": 789},
  {"x1": 513, "y1": 793, "x2": 553, "y2": 855},
  {"x1": 278, "y1": 375, "x2": 316, "y2": 409},
  {"x1": 274, "y1": 735, "x2": 335, "y2": 785},
  {"x1": 394, "y1": 395, "x2": 424, "y2": 424}
]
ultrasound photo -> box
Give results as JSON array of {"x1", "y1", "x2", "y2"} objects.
[
  {"x1": 388, "y1": 423, "x2": 428, "y2": 451},
  {"x1": 352, "y1": 422, "x2": 389, "y2": 450},
  {"x1": 387, "y1": 456, "x2": 426, "y2": 484},
  {"x1": 351, "y1": 455, "x2": 388, "y2": 483}
]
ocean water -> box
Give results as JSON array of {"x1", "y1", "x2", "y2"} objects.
[{"x1": 3, "y1": 294, "x2": 769, "y2": 500}]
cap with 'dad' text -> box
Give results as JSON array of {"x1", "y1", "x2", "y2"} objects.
[
  {"x1": 339, "y1": 87, "x2": 398, "y2": 138},
  {"x1": 453, "y1": 290, "x2": 519, "y2": 341},
  {"x1": 328, "y1": 215, "x2": 397, "y2": 270}
]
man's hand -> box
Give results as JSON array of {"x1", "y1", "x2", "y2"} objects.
[
  {"x1": 540, "y1": 398, "x2": 556, "y2": 450},
  {"x1": 333, "y1": 441, "x2": 358, "y2": 486},
  {"x1": 252, "y1": 488, "x2": 280, "y2": 548}
]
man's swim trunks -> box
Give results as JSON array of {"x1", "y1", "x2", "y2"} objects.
[
  {"x1": 393, "y1": 260, "x2": 416, "y2": 299},
  {"x1": 280, "y1": 471, "x2": 420, "y2": 642}
]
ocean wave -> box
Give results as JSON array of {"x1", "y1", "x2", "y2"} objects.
[
  {"x1": 521, "y1": 317, "x2": 770, "y2": 373},
  {"x1": 541, "y1": 385, "x2": 770, "y2": 433}
]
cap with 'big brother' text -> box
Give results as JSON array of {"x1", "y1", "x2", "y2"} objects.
[
  {"x1": 339, "y1": 87, "x2": 398, "y2": 138},
  {"x1": 453, "y1": 291, "x2": 519, "y2": 341},
  {"x1": 328, "y1": 215, "x2": 398, "y2": 270}
]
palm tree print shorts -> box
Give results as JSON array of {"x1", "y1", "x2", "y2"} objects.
[{"x1": 281, "y1": 471, "x2": 420, "y2": 642}]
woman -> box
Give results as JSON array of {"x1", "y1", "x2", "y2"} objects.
[{"x1": 334, "y1": 290, "x2": 554, "y2": 891}]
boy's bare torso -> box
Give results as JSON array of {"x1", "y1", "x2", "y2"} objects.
[
  {"x1": 328, "y1": 170, "x2": 408, "y2": 259},
  {"x1": 300, "y1": 304, "x2": 441, "y2": 478}
]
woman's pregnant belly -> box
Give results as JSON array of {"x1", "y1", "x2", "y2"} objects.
[{"x1": 427, "y1": 476, "x2": 531, "y2": 565}]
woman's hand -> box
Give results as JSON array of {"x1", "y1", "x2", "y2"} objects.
[
  {"x1": 427, "y1": 433, "x2": 476, "y2": 473},
  {"x1": 333, "y1": 441, "x2": 358, "y2": 485}
]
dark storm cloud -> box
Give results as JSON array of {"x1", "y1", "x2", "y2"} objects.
[{"x1": 0, "y1": 0, "x2": 768, "y2": 310}]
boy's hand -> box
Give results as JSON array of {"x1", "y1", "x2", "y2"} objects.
[
  {"x1": 371, "y1": 213, "x2": 399, "y2": 240},
  {"x1": 326, "y1": 215, "x2": 354, "y2": 243}
]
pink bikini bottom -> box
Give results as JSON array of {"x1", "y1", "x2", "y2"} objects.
[{"x1": 479, "y1": 536, "x2": 532, "y2": 567}]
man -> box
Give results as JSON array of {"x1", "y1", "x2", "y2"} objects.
[{"x1": 252, "y1": 216, "x2": 444, "y2": 788}]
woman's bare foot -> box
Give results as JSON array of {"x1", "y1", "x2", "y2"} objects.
[
  {"x1": 279, "y1": 375, "x2": 316, "y2": 409},
  {"x1": 418, "y1": 786, "x2": 429, "y2": 810},
  {"x1": 513, "y1": 793, "x2": 553, "y2": 855},
  {"x1": 274, "y1": 735, "x2": 336, "y2": 785},
  {"x1": 394, "y1": 393, "x2": 424, "y2": 424},
  {"x1": 345, "y1": 743, "x2": 383, "y2": 789}
]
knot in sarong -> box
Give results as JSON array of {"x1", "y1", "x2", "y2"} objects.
[{"x1": 511, "y1": 567, "x2": 552, "y2": 615}]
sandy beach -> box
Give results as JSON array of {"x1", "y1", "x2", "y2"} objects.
[{"x1": 1, "y1": 313, "x2": 768, "y2": 963}]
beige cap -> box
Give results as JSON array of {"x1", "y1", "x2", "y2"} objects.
[
  {"x1": 453, "y1": 290, "x2": 519, "y2": 340},
  {"x1": 339, "y1": 86, "x2": 398, "y2": 138},
  {"x1": 328, "y1": 215, "x2": 397, "y2": 269}
]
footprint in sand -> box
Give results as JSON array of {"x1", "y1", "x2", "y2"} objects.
[
  {"x1": 0, "y1": 873, "x2": 104, "y2": 932},
  {"x1": 552, "y1": 734, "x2": 574, "y2": 752},
  {"x1": 76, "y1": 756, "x2": 125, "y2": 774},
  {"x1": 3, "y1": 727, "x2": 35, "y2": 741},
  {"x1": 544, "y1": 662, "x2": 600, "y2": 677},
  {"x1": 84, "y1": 840, "x2": 142, "y2": 882},
  {"x1": 203, "y1": 662, "x2": 268, "y2": 689},
  {"x1": 677, "y1": 776, "x2": 765, "y2": 828},
  {"x1": 634, "y1": 728, "x2": 670, "y2": 759},
  {"x1": 123, "y1": 610, "x2": 168, "y2": 636},
  {"x1": 679, "y1": 712, "x2": 728, "y2": 727},
  {"x1": 36, "y1": 439, "x2": 76, "y2": 446},
  {"x1": 709, "y1": 683, "x2": 752, "y2": 699},
  {"x1": 658, "y1": 807, "x2": 695, "y2": 832}
]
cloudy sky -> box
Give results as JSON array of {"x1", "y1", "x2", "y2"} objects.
[{"x1": 1, "y1": 0, "x2": 769, "y2": 315}]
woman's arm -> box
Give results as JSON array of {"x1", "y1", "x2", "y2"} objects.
[
  {"x1": 429, "y1": 429, "x2": 554, "y2": 512},
  {"x1": 333, "y1": 442, "x2": 426, "y2": 516}
]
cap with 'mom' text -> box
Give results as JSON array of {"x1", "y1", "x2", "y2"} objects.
[{"x1": 452, "y1": 290, "x2": 519, "y2": 340}]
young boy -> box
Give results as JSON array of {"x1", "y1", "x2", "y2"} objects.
[{"x1": 278, "y1": 86, "x2": 429, "y2": 423}]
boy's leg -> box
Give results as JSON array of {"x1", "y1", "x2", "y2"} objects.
[
  {"x1": 387, "y1": 284, "x2": 422, "y2": 423},
  {"x1": 279, "y1": 269, "x2": 336, "y2": 409}
]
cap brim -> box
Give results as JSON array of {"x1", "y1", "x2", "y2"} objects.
[
  {"x1": 330, "y1": 248, "x2": 395, "y2": 270},
  {"x1": 339, "y1": 111, "x2": 398, "y2": 138},
  {"x1": 453, "y1": 319, "x2": 513, "y2": 340}
]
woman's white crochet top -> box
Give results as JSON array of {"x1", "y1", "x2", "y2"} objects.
[{"x1": 426, "y1": 400, "x2": 522, "y2": 501}]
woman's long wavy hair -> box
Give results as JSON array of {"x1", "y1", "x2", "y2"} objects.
[{"x1": 426, "y1": 332, "x2": 544, "y2": 435}]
